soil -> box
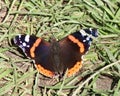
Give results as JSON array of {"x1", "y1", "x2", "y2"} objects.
[{"x1": 0, "y1": 0, "x2": 114, "y2": 93}]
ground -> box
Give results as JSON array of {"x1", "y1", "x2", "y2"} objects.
[{"x1": 0, "y1": 0, "x2": 120, "y2": 96}]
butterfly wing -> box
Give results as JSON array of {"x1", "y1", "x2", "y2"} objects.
[
  {"x1": 59, "y1": 28, "x2": 98, "y2": 77},
  {"x1": 14, "y1": 35, "x2": 56, "y2": 77}
]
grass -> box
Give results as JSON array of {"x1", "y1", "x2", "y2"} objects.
[{"x1": 0, "y1": 0, "x2": 120, "y2": 96}]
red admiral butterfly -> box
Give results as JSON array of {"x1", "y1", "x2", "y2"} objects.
[{"x1": 13, "y1": 28, "x2": 98, "y2": 78}]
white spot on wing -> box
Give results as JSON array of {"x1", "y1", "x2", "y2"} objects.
[
  {"x1": 25, "y1": 35, "x2": 30, "y2": 42},
  {"x1": 80, "y1": 29, "x2": 95, "y2": 39},
  {"x1": 18, "y1": 34, "x2": 21, "y2": 38},
  {"x1": 86, "y1": 37, "x2": 90, "y2": 41},
  {"x1": 13, "y1": 38, "x2": 17, "y2": 44},
  {"x1": 19, "y1": 45, "x2": 25, "y2": 52},
  {"x1": 27, "y1": 45, "x2": 30, "y2": 47},
  {"x1": 22, "y1": 42, "x2": 26, "y2": 46},
  {"x1": 80, "y1": 29, "x2": 87, "y2": 36},
  {"x1": 83, "y1": 40, "x2": 86, "y2": 42},
  {"x1": 20, "y1": 41, "x2": 22, "y2": 43},
  {"x1": 89, "y1": 28, "x2": 92, "y2": 31}
]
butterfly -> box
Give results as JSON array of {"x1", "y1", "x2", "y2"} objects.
[{"x1": 13, "y1": 28, "x2": 98, "y2": 78}]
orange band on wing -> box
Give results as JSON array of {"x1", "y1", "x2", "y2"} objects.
[
  {"x1": 67, "y1": 61, "x2": 82, "y2": 77},
  {"x1": 30, "y1": 38, "x2": 41, "y2": 58},
  {"x1": 68, "y1": 35, "x2": 85, "y2": 53},
  {"x1": 35, "y1": 64, "x2": 54, "y2": 78}
]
